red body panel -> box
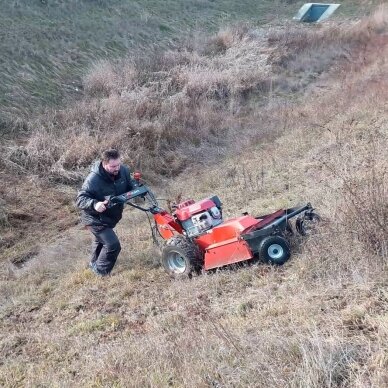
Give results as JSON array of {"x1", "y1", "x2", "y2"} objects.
[
  {"x1": 204, "y1": 239, "x2": 253, "y2": 270},
  {"x1": 175, "y1": 198, "x2": 216, "y2": 221},
  {"x1": 176, "y1": 199, "x2": 195, "y2": 209},
  {"x1": 153, "y1": 212, "x2": 183, "y2": 240},
  {"x1": 195, "y1": 216, "x2": 259, "y2": 248},
  {"x1": 244, "y1": 209, "x2": 285, "y2": 233},
  {"x1": 195, "y1": 215, "x2": 260, "y2": 269}
]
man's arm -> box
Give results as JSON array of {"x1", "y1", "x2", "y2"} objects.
[
  {"x1": 76, "y1": 175, "x2": 109, "y2": 213},
  {"x1": 76, "y1": 188, "x2": 97, "y2": 210},
  {"x1": 76, "y1": 175, "x2": 99, "y2": 211},
  {"x1": 76, "y1": 190, "x2": 97, "y2": 211}
]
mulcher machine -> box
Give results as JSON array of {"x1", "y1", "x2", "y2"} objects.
[{"x1": 107, "y1": 173, "x2": 320, "y2": 279}]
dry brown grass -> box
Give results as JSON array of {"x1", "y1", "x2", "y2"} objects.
[
  {"x1": 8, "y1": 11, "x2": 385, "y2": 185},
  {"x1": 0, "y1": 22, "x2": 297, "y2": 183},
  {"x1": 1, "y1": 6, "x2": 388, "y2": 388}
]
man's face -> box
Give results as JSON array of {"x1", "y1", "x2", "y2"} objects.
[{"x1": 103, "y1": 158, "x2": 121, "y2": 176}]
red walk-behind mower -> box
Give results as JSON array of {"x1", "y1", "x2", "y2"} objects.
[{"x1": 107, "y1": 173, "x2": 320, "y2": 279}]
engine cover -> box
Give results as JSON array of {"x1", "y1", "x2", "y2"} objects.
[
  {"x1": 175, "y1": 198, "x2": 216, "y2": 221},
  {"x1": 175, "y1": 197, "x2": 223, "y2": 238}
]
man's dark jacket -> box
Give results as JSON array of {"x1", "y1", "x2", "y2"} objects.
[{"x1": 76, "y1": 161, "x2": 134, "y2": 227}]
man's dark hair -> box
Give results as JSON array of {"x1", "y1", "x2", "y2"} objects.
[{"x1": 101, "y1": 149, "x2": 120, "y2": 162}]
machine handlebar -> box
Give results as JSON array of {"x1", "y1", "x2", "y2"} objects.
[{"x1": 105, "y1": 184, "x2": 161, "y2": 213}]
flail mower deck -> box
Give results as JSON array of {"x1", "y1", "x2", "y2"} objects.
[{"x1": 107, "y1": 174, "x2": 320, "y2": 279}]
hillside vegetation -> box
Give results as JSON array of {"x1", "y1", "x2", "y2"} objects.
[
  {"x1": 0, "y1": 0, "x2": 379, "y2": 131},
  {"x1": 1, "y1": 0, "x2": 294, "y2": 131},
  {"x1": 0, "y1": 2, "x2": 388, "y2": 387}
]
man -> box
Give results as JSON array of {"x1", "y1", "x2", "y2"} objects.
[{"x1": 76, "y1": 149, "x2": 134, "y2": 276}]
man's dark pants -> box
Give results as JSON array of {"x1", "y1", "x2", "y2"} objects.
[{"x1": 88, "y1": 226, "x2": 121, "y2": 274}]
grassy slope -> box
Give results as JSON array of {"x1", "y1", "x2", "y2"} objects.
[
  {"x1": 0, "y1": 1, "x2": 387, "y2": 387},
  {"x1": 1, "y1": 11, "x2": 388, "y2": 388},
  {"x1": 0, "y1": 15, "x2": 367, "y2": 261},
  {"x1": 0, "y1": 0, "x2": 291, "y2": 128},
  {"x1": 0, "y1": 0, "x2": 377, "y2": 130},
  {"x1": 0, "y1": 0, "x2": 305, "y2": 267}
]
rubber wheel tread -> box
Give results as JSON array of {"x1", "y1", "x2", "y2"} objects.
[
  {"x1": 258, "y1": 235, "x2": 291, "y2": 265},
  {"x1": 162, "y1": 236, "x2": 202, "y2": 278}
]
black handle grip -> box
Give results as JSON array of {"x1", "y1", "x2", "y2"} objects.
[{"x1": 105, "y1": 186, "x2": 151, "y2": 208}]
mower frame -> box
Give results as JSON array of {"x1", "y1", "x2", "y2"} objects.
[{"x1": 106, "y1": 183, "x2": 319, "y2": 277}]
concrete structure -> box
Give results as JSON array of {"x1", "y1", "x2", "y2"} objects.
[{"x1": 293, "y1": 3, "x2": 341, "y2": 23}]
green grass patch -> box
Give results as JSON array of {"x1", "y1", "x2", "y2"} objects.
[{"x1": 70, "y1": 314, "x2": 121, "y2": 334}]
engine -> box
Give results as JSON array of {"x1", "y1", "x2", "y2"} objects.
[{"x1": 174, "y1": 196, "x2": 223, "y2": 238}]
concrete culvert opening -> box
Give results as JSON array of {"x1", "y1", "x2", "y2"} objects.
[{"x1": 294, "y1": 3, "x2": 341, "y2": 23}]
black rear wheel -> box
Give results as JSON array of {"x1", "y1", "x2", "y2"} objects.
[
  {"x1": 161, "y1": 236, "x2": 203, "y2": 279},
  {"x1": 258, "y1": 235, "x2": 291, "y2": 265}
]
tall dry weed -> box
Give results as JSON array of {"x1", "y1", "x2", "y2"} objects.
[
  {"x1": 356, "y1": 4, "x2": 388, "y2": 36},
  {"x1": 83, "y1": 60, "x2": 118, "y2": 98},
  {"x1": 204, "y1": 22, "x2": 251, "y2": 54},
  {"x1": 339, "y1": 168, "x2": 388, "y2": 260}
]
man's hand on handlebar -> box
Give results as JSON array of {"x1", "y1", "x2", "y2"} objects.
[{"x1": 94, "y1": 200, "x2": 109, "y2": 213}]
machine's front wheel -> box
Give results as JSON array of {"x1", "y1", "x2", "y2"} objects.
[
  {"x1": 258, "y1": 235, "x2": 291, "y2": 265},
  {"x1": 161, "y1": 236, "x2": 202, "y2": 279}
]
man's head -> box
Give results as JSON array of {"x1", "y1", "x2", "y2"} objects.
[{"x1": 101, "y1": 149, "x2": 121, "y2": 176}]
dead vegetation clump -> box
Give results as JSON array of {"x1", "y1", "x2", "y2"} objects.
[
  {"x1": 203, "y1": 22, "x2": 252, "y2": 55},
  {"x1": 83, "y1": 60, "x2": 138, "y2": 99}
]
